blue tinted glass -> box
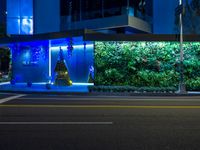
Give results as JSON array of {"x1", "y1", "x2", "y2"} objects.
[
  {"x1": 7, "y1": 18, "x2": 20, "y2": 34},
  {"x1": 7, "y1": 0, "x2": 33, "y2": 35},
  {"x1": 51, "y1": 38, "x2": 94, "y2": 83},
  {"x1": 7, "y1": 0, "x2": 20, "y2": 17},
  {"x1": 20, "y1": 18, "x2": 33, "y2": 34},
  {"x1": 20, "y1": 0, "x2": 33, "y2": 17}
]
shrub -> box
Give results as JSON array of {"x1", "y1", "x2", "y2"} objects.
[{"x1": 88, "y1": 86, "x2": 176, "y2": 93}]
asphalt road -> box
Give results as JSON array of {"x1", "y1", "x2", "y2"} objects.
[{"x1": 0, "y1": 93, "x2": 200, "y2": 150}]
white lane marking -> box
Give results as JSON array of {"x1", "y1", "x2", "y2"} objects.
[
  {"x1": 0, "y1": 122, "x2": 113, "y2": 125},
  {"x1": 0, "y1": 94, "x2": 26, "y2": 104}
]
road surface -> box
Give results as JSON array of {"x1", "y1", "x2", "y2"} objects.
[{"x1": 0, "y1": 93, "x2": 200, "y2": 150}]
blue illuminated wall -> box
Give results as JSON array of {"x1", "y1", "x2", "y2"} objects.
[
  {"x1": 11, "y1": 41, "x2": 49, "y2": 83},
  {"x1": 7, "y1": 0, "x2": 33, "y2": 34},
  {"x1": 10, "y1": 36, "x2": 94, "y2": 84},
  {"x1": 50, "y1": 37, "x2": 94, "y2": 83}
]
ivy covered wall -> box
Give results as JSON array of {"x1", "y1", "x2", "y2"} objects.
[{"x1": 95, "y1": 41, "x2": 200, "y2": 91}]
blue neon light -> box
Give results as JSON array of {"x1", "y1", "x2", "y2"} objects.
[{"x1": 50, "y1": 44, "x2": 94, "y2": 51}]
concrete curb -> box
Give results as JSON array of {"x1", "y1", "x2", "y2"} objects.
[{"x1": 0, "y1": 90, "x2": 200, "y2": 96}]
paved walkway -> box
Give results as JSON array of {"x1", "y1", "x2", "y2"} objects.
[{"x1": 0, "y1": 82, "x2": 199, "y2": 95}]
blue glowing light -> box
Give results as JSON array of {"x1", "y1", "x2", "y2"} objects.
[
  {"x1": 50, "y1": 41, "x2": 94, "y2": 83},
  {"x1": 21, "y1": 18, "x2": 33, "y2": 34},
  {"x1": 0, "y1": 82, "x2": 10, "y2": 86},
  {"x1": 24, "y1": 51, "x2": 30, "y2": 59},
  {"x1": 51, "y1": 44, "x2": 94, "y2": 52},
  {"x1": 22, "y1": 51, "x2": 31, "y2": 65},
  {"x1": 9, "y1": 37, "x2": 94, "y2": 86}
]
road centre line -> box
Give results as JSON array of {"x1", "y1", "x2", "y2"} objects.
[
  {"x1": 0, "y1": 122, "x2": 113, "y2": 125},
  {"x1": 1, "y1": 104, "x2": 200, "y2": 109},
  {"x1": 0, "y1": 95, "x2": 26, "y2": 104}
]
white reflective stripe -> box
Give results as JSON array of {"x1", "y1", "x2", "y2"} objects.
[
  {"x1": 0, "y1": 122, "x2": 113, "y2": 125},
  {"x1": 0, "y1": 82, "x2": 93, "y2": 86},
  {"x1": 0, "y1": 94, "x2": 26, "y2": 104},
  {"x1": 0, "y1": 82, "x2": 10, "y2": 85},
  {"x1": 51, "y1": 44, "x2": 94, "y2": 51},
  {"x1": 72, "y1": 83, "x2": 94, "y2": 86}
]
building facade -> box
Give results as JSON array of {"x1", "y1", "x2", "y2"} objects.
[
  {"x1": 6, "y1": 0, "x2": 60, "y2": 34},
  {"x1": 5, "y1": 0, "x2": 154, "y2": 35},
  {"x1": 3, "y1": 0, "x2": 191, "y2": 35},
  {"x1": 153, "y1": 0, "x2": 178, "y2": 34},
  {"x1": 60, "y1": 0, "x2": 153, "y2": 33},
  {"x1": 0, "y1": 32, "x2": 200, "y2": 92}
]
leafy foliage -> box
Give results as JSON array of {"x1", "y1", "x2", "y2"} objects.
[
  {"x1": 95, "y1": 41, "x2": 200, "y2": 91},
  {"x1": 54, "y1": 48, "x2": 72, "y2": 86},
  {"x1": 88, "y1": 85, "x2": 177, "y2": 93},
  {"x1": 0, "y1": 47, "x2": 11, "y2": 82}
]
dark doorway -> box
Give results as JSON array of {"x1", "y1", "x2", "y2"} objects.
[{"x1": 0, "y1": 47, "x2": 11, "y2": 82}]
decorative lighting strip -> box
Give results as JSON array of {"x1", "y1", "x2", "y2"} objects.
[
  {"x1": 49, "y1": 40, "x2": 52, "y2": 77},
  {"x1": 0, "y1": 82, "x2": 10, "y2": 85},
  {"x1": 50, "y1": 44, "x2": 94, "y2": 51},
  {"x1": 6, "y1": 82, "x2": 94, "y2": 86},
  {"x1": 72, "y1": 83, "x2": 94, "y2": 86}
]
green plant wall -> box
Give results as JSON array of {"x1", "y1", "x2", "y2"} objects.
[{"x1": 94, "y1": 41, "x2": 200, "y2": 91}]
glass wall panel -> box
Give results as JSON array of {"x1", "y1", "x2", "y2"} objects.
[
  {"x1": 7, "y1": 0, "x2": 20, "y2": 17},
  {"x1": 51, "y1": 37, "x2": 94, "y2": 83},
  {"x1": 7, "y1": 18, "x2": 20, "y2": 34},
  {"x1": 20, "y1": 0, "x2": 33, "y2": 17},
  {"x1": 7, "y1": 0, "x2": 33, "y2": 34}
]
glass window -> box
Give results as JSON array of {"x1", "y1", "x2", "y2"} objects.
[
  {"x1": 20, "y1": 0, "x2": 33, "y2": 17},
  {"x1": 7, "y1": 18, "x2": 20, "y2": 34},
  {"x1": 20, "y1": 18, "x2": 33, "y2": 34},
  {"x1": 7, "y1": 0, "x2": 20, "y2": 17},
  {"x1": 7, "y1": 0, "x2": 33, "y2": 34}
]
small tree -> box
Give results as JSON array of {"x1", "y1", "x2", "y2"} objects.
[
  {"x1": 54, "y1": 47, "x2": 72, "y2": 86},
  {"x1": 88, "y1": 66, "x2": 94, "y2": 83}
]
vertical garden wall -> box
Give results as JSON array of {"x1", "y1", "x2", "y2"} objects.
[{"x1": 94, "y1": 41, "x2": 200, "y2": 91}]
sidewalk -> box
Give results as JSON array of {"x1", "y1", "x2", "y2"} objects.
[
  {"x1": 0, "y1": 82, "x2": 200, "y2": 96},
  {"x1": 0, "y1": 82, "x2": 89, "y2": 93}
]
